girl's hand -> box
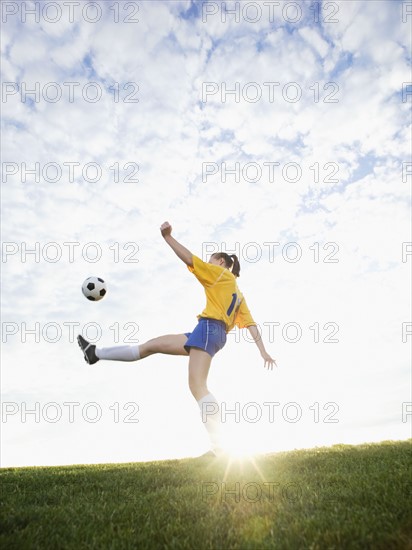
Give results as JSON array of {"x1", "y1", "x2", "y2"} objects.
[
  {"x1": 160, "y1": 221, "x2": 172, "y2": 238},
  {"x1": 261, "y1": 351, "x2": 277, "y2": 370}
]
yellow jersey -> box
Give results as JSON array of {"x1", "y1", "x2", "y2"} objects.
[{"x1": 187, "y1": 255, "x2": 256, "y2": 332}]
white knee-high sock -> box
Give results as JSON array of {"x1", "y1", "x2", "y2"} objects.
[
  {"x1": 197, "y1": 393, "x2": 221, "y2": 451},
  {"x1": 95, "y1": 345, "x2": 140, "y2": 361}
]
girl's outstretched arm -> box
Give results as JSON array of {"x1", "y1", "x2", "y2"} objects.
[
  {"x1": 247, "y1": 324, "x2": 277, "y2": 370},
  {"x1": 160, "y1": 221, "x2": 193, "y2": 267}
]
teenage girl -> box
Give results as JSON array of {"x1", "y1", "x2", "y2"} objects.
[{"x1": 78, "y1": 221, "x2": 277, "y2": 455}]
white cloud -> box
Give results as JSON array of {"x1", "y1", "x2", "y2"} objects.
[{"x1": 298, "y1": 26, "x2": 330, "y2": 58}]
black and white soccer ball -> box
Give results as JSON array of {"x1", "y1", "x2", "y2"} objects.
[{"x1": 82, "y1": 276, "x2": 107, "y2": 301}]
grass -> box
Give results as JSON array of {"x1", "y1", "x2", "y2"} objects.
[{"x1": 1, "y1": 440, "x2": 411, "y2": 549}]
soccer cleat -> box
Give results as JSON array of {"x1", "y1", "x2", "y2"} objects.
[
  {"x1": 199, "y1": 450, "x2": 217, "y2": 458},
  {"x1": 212, "y1": 447, "x2": 226, "y2": 458},
  {"x1": 77, "y1": 334, "x2": 99, "y2": 365},
  {"x1": 198, "y1": 448, "x2": 226, "y2": 459}
]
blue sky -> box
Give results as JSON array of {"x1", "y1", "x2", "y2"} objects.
[{"x1": 1, "y1": 0, "x2": 411, "y2": 466}]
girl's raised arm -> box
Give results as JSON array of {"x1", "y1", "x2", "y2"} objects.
[{"x1": 160, "y1": 221, "x2": 193, "y2": 267}]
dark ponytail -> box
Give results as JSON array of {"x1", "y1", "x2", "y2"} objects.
[
  {"x1": 213, "y1": 252, "x2": 241, "y2": 278},
  {"x1": 229, "y1": 254, "x2": 240, "y2": 278}
]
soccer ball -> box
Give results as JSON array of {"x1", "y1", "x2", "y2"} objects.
[{"x1": 82, "y1": 276, "x2": 107, "y2": 301}]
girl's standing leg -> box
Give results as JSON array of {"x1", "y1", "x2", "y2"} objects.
[
  {"x1": 188, "y1": 348, "x2": 212, "y2": 400},
  {"x1": 188, "y1": 348, "x2": 221, "y2": 453}
]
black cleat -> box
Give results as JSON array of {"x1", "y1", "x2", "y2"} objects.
[
  {"x1": 198, "y1": 448, "x2": 226, "y2": 459},
  {"x1": 77, "y1": 334, "x2": 99, "y2": 365},
  {"x1": 199, "y1": 451, "x2": 217, "y2": 458}
]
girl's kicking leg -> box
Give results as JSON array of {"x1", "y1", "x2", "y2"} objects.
[
  {"x1": 77, "y1": 334, "x2": 189, "y2": 364},
  {"x1": 138, "y1": 334, "x2": 189, "y2": 359}
]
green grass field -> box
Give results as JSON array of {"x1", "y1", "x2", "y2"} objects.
[{"x1": 1, "y1": 440, "x2": 411, "y2": 549}]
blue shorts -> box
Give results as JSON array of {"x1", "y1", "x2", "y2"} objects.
[{"x1": 184, "y1": 317, "x2": 227, "y2": 358}]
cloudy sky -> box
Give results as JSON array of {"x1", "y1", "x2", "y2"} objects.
[{"x1": 1, "y1": 0, "x2": 411, "y2": 466}]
